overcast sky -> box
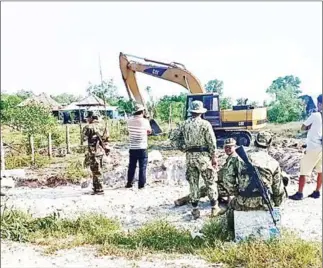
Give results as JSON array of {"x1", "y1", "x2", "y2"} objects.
[{"x1": 1, "y1": 2, "x2": 322, "y2": 103}]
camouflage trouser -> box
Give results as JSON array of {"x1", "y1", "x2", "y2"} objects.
[
  {"x1": 175, "y1": 167, "x2": 229, "y2": 206},
  {"x1": 186, "y1": 164, "x2": 218, "y2": 205},
  {"x1": 89, "y1": 154, "x2": 104, "y2": 192}
]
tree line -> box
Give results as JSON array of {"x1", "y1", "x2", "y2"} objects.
[{"x1": 1, "y1": 75, "x2": 308, "y2": 129}]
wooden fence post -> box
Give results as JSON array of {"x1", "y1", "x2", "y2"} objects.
[
  {"x1": 29, "y1": 135, "x2": 35, "y2": 165},
  {"x1": 66, "y1": 125, "x2": 71, "y2": 154},
  {"x1": 48, "y1": 132, "x2": 52, "y2": 158},
  {"x1": 1, "y1": 134, "x2": 5, "y2": 171},
  {"x1": 79, "y1": 108, "x2": 83, "y2": 146}
]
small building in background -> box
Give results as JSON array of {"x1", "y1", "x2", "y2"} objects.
[
  {"x1": 17, "y1": 92, "x2": 62, "y2": 118},
  {"x1": 59, "y1": 94, "x2": 120, "y2": 124}
]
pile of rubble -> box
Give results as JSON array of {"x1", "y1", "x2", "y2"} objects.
[{"x1": 1, "y1": 136, "x2": 316, "y2": 190}]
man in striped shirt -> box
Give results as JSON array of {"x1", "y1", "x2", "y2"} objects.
[{"x1": 125, "y1": 103, "x2": 152, "y2": 189}]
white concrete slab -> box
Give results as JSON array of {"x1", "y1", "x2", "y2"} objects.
[{"x1": 234, "y1": 207, "x2": 281, "y2": 242}]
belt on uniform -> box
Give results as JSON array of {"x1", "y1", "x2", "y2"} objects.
[{"x1": 186, "y1": 147, "x2": 209, "y2": 153}]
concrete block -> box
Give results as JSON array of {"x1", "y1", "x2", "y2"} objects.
[
  {"x1": 1, "y1": 177, "x2": 15, "y2": 188},
  {"x1": 234, "y1": 207, "x2": 281, "y2": 242}
]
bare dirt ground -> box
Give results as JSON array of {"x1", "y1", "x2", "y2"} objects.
[{"x1": 1, "y1": 135, "x2": 322, "y2": 268}]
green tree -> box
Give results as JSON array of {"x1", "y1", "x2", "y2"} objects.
[
  {"x1": 10, "y1": 104, "x2": 58, "y2": 136},
  {"x1": 220, "y1": 97, "x2": 233, "y2": 110},
  {"x1": 205, "y1": 79, "x2": 224, "y2": 96},
  {"x1": 155, "y1": 93, "x2": 187, "y2": 122},
  {"x1": 115, "y1": 97, "x2": 135, "y2": 115},
  {"x1": 267, "y1": 86, "x2": 304, "y2": 123},
  {"x1": 86, "y1": 78, "x2": 119, "y2": 105},
  {"x1": 0, "y1": 94, "x2": 24, "y2": 125},
  {"x1": 266, "y1": 75, "x2": 302, "y2": 99}
]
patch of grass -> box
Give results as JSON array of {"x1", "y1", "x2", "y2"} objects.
[
  {"x1": 128, "y1": 221, "x2": 196, "y2": 253},
  {"x1": 200, "y1": 216, "x2": 234, "y2": 244},
  {"x1": 1, "y1": 206, "x2": 321, "y2": 267},
  {"x1": 200, "y1": 233, "x2": 322, "y2": 268},
  {"x1": 5, "y1": 153, "x2": 51, "y2": 169},
  {"x1": 63, "y1": 159, "x2": 89, "y2": 184}
]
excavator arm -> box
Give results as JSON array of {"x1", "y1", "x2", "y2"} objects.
[
  {"x1": 119, "y1": 52, "x2": 205, "y2": 135},
  {"x1": 119, "y1": 52, "x2": 205, "y2": 107}
]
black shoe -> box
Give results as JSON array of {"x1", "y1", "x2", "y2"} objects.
[
  {"x1": 138, "y1": 185, "x2": 145, "y2": 189},
  {"x1": 125, "y1": 183, "x2": 133, "y2": 188},
  {"x1": 91, "y1": 190, "x2": 104, "y2": 195}
]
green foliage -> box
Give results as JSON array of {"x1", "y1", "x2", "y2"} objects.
[
  {"x1": 155, "y1": 93, "x2": 186, "y2": 122},
  {"x1": 267, "y1": 86, "x2": 304, "y2": 123},
  {"x1": 1, "y1": 208, "x2": 321, "y2": 268},
  {"x1": 115, "y1": 97, "x2": 135, "y2": 115},
  {"x1": 220, "y1": 97, "x2": 233, "y2": 110},
  {"x1": 51, "y1": 93, "x2": 83, "y2": 105},
  {"x1": 266, "y1": 75, "x2": 302, "y2": 99},
  {"x1": 0, "y1": 94, "x2": 23, "y2": 124},
  {"x1": 64, "y1": 159, "x2": 89, "y2": 183},
  {"x1": 5, "y1": 153, "x2": 51, "y2": 169},
  {"x1": 9, "y1": 104, "x2": 58, "y2": 136},
  {"x1": 205, "y1": 79, "x2": 224, "y2": 96},
  {"x1": 86, "y1": 79, "x2": 118, "y2": 105}
]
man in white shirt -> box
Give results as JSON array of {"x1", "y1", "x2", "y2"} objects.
[
  {"x1": 290, "y1": 94, "x2": 322, "y2": 200},
  {"x1": 125, "y1": 103, "x2": 152, "y2": 189}
]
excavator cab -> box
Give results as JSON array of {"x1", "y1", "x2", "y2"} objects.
[{"x1": 185, "y1": 93, "x2": 222, "y2": 128}]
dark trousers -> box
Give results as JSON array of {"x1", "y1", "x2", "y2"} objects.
[{"x1": 127, "y1": 149, "x2": 148, "y2": 188}]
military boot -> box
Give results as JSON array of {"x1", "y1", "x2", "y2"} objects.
[
  {"x1": 210, "y1": 206, "x2": 227, "y2": 217},
  {"x1": 191, "y1": 208, "x2": 200, "y2": 220},
  {"x1": 191, "y1": 201, "x2": 200, "y2": 220},
  {"x1": 91, "y1": 188, "x2": 104, "y2": 195},
  {"x1": 210, "y1": 199, "x2": 227, "y2": 218},
  {"x1": 174, "y1": 195, "x2": 190, "y2": 207}
]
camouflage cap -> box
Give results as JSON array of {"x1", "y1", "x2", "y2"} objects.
[
  {"x1": 224, "y1": 138, "x2": 236, "y2": 147},
  {"x1": 133, "y1": 103, "x2": 145, "y2": 114},
  {"x1": 188, "y1": 100, "x2": 207, "y2": 114},
  {"x1": 255, "y1": 131, "x2": 272, "y2": 147}
]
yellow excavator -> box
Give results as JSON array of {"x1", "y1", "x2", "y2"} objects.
[{"x1": 119, "y1": 52, "x2": 267, "y2": 146}]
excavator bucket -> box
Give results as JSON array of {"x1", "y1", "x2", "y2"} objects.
[{"x1": 149, "y1": 119, "x2": 163, "y2": 135}]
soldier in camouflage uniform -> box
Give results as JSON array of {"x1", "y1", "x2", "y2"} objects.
[
  {"x1": 174, "y1": 138, "x2": 239, "y2": 207},
  {"x1": 224, "y1": 131, "x2": 287, "y2": 230},
  {"x1": 82, "y1": 111, "x2": 110, "y2": 195},
  {"x1": 179, "y1": 100, "x2": 225, "y2": 219}
]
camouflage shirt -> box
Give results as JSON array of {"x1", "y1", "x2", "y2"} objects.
[
  {"x1": 219, "y1": 153, "x2": 243, "y2": 196},
  {"x1": 224, "y1": 148, "x2": 285, "y2": 210},
  {"x1": 181, "y1": 116, "x2": 217, "y2": 157},
  {"x1": 82, "y1": 121, "x2": 107, "y2": 156}
]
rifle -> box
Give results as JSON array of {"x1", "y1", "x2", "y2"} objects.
[{"x1": 235, "y1": 146, "x2": 277, "y2": 226}]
